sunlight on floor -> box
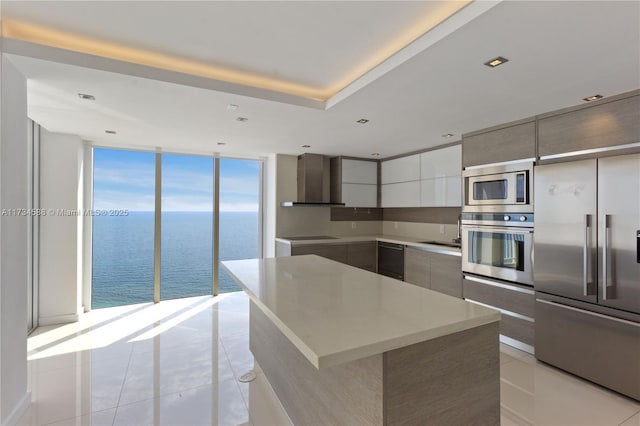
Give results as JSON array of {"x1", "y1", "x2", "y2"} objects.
[{"x1": 20, "y1": 292, "x2": 640, "y2": 426}]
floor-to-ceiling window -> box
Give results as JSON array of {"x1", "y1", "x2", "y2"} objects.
[
  {"x1": 218, "y1": 158, "x2": 261, "y2": 293},
  {"x1": 161, "y1": 154, "x2": 214, "y2": 300},
  {"x1": 91, "y1": 148, "x2": 262, "y2": 308},
  {"x1": 92, "y1": 149, "x2": 156, "y2": 308}
]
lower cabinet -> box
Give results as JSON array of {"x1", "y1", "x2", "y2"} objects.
[
  {"x1": 463, "y1": 275, "x2": 535, "y2": 349},
  {"x1": 404, "y1": 247, "x2": 462, "y2": 298},
  {"x1": 288, "y1": 241, "x2": 377, "y2": 273},
  {"x1": 291, "y1": 244, "x2": 348, "y2": 264},
  {"x1": 346, "y1": 241, "x2": 377, "y2": 272}
]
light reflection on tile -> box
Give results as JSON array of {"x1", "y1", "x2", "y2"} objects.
[
  {"x1": 114, "y1": 380, "x2": 251, "y2": 426},
  {"x1": 501, "y1": 354, "x2": 640, "y2": 425},
  {"x1": 19, "y1": 292, "x2": 640, "y2": 426}
]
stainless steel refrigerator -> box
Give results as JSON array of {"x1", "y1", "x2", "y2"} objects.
[{"x1": 534, "y1": 153, "x2": 640, "y2": 401}]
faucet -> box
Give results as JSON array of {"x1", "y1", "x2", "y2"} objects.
[{"x1": 452, "y1": 214, "x2": 462, "y2": 245}]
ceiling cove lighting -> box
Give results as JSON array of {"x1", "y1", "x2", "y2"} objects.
[
  {"x1": 357, "y1": 119, "x2": 370, "y2": 124},
  {"x1": 484, "y1": 56, "x2": 509, "y2": 68},
  {"x1": 1, "y1": 2, "x2": 470, "y2": 102},
  {"x1": 78, "y1": 93, "x2": 95, "y2": 100},
  {"x1": 583, "y1": 94, "x2": 603, "y2": 102}
]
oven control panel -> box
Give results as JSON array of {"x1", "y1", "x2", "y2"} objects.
[{"x1": 462, "y1": 213, "x2": 534, "y2": 227}]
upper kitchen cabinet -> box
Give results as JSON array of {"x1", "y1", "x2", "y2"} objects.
[
  {"x1": 381, "y1": 154, "x2": 420, "y2": 184},
  {"x1": 420, "y1": 145, "x2": 461, "y2": 179},
  {"x1": 381, "y1": 154, "x2": 421, "y2": 208},
  {"x1": 538, "y1": 91, "x2": 640, "y2": 159},
  {"x1": 462, "y1": 120, "x2": 536, "y2": 168},
  {"x1": 330, "y1": 157, "x2": 378, "y2": 207},
  {"x1": 420, "y1": 145, "x2": 461, "y2": 207}
]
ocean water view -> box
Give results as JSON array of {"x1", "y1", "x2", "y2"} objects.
[{"x1": 92, "y1": 211, "x2": 259, "y2": 308}]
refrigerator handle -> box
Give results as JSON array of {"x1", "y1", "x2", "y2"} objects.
[
  {"x1": 602, "y1": 214, "x2": 610, "y2": 300},
  {"x1": 583, "y1": 214, "x2": 591, "y2": 296}
]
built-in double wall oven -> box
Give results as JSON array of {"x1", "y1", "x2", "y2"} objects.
[
  {"x1": 461, "y1": 213, "x2": 534, "y2": 285},
  {"x1": 461, "y1": 162, "x2": 534, "y2": 286}
]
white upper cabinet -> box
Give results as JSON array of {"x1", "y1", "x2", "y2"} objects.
[
  {"x1": 380, "y1": 145, "x2": 462, "y2": 208},
  {"x1": 331, "y1": 158, "x2": 378, "y2": 207},
  {"x1": 381, "y1": 155, "x2": 420, "y2": 184},
  {"x1": 420, "y1": 176, "x2": 462, "y2": 207},
  {"x1": 420, "y1": 145, "x2": 461, "y2": 179},
  {"x1": 342, "y1": 159, "x2": 377, "y2": 184},
  {"x1": 342, "y1": 183, "x2": 377, "y2": 207},
  {"x1": 381, "y1": 181, "x2": 421, "y2": 207}
]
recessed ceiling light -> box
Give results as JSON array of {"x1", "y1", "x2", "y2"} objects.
[
  {"x1": 442, "y1": 133, "x2": 455, "y2": 138},
  {"x1": 371, "y1": 153, "x2": 380, "y2": 157},
  {"x1": 356, "y1": 119, "x2": 369, "y2": 124},
  {"x1": 78, "y1": 93, "x2": 95, "y2": 100},
  {"x1": 301, "y1": 145, "x2": 311, "y2": 148},
  {"x1": 484, "y1": 56, "x2": 509, "y2": 68},
  {"x1": 236, "y1": 117, "x2": 248, "y2": 122},
  {"x1": 105, "y1": 130, "x2": 116, "y2": 134},
  {"x1": 227, "y1": 104, "x2": 239, "y2": 111},
  {"x1": 583, "y1": 94, "x2": 603, "y2": 102},
  {"x1": 217, "y1": 142, "x2": 226, "y2": 146}
]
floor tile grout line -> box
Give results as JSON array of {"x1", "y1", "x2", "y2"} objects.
[
  {"x1": 618, "y1": 408, "x2": 640, "y2": 425},
  {"x1": 112, "y1": 342, "x2": 136, "y2": 426},
  {"x1": 218, "y1": 325, "x2": 254, "y2": 418}
]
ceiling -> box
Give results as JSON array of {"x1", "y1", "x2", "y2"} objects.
[{"x1": 1, "y1": 1, "x2": 639, "y2": 159}]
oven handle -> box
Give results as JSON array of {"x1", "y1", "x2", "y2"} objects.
[{"x1": 461, "y1": 225, "x2": 533, "y2": 235}]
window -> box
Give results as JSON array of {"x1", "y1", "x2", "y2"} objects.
[{"x1": 91, "y1": 149, "x2": 262, "y2": 308}]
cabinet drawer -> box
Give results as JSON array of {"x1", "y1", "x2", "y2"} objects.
[
  {"x1": 463, "y1": 276, "x2": 534, "y2": 318},
  {"x1": 535, "y1": 299, "x2": 640, "y2": 400},
  {"x1": 292, "y1": 244, "x2": 347, "y2": 264},
  {"x1": 500, "y1": 313, "x2": 534, "y2": 347}
]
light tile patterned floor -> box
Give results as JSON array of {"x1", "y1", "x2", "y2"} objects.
[{"x1": 18, "y1": 292, "x2": 640, "y2": 426}]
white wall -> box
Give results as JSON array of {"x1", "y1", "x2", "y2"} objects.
[
  {"x1": 0, "y1": 54, "x2": 30, "y2": 425},
  {"x1": 38, "y1": 129, "x2": 85, "y2": 325}
]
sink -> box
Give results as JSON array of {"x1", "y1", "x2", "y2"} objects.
[{"x1": 418, "y1": 241, "x2": 461, "y2": 248}]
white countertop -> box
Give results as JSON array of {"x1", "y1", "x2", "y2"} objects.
[
  {"x1": 222, "y1": 255, "x2": 499, "y2": 369},
  {"x1": 275, "y1": 234, "x2": 461, "y2": 256}
]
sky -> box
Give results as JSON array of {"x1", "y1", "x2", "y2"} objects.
[{"x1": 93, "y1": 148, "x2": 260, "y2": 212}]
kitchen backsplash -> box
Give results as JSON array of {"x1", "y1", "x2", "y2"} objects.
[{"x1": 382, "y1": 221, "x2": 459, "y2": 242}]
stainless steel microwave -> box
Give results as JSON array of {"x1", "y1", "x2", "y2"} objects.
[{"x1": 463, "y1": 162, "x2": 534, "y2": 213}]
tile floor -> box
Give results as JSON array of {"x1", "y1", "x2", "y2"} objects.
[{"x1": 18, "y1": 292, "x2": 640, "y2": 426}]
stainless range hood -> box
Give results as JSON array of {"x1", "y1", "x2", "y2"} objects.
[{"x1": 281, "y1": 153, "x2": 345, "y2": 207}]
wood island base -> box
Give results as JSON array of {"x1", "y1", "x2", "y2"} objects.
[{"x1": 250, "y1": 301, "x2": 500, "y2": 426}]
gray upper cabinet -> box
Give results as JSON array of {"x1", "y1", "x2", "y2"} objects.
[
  {"x1": 462, "y1": 120, "x2": 536, "y2": 168},
  {"x1": 538, "y1": 93, "x2": 640, "y2": 158}
]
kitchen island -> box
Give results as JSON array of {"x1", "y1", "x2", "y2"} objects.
[{"x1": 222, "y1": 255, "x2": 501, "y2": 425}]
